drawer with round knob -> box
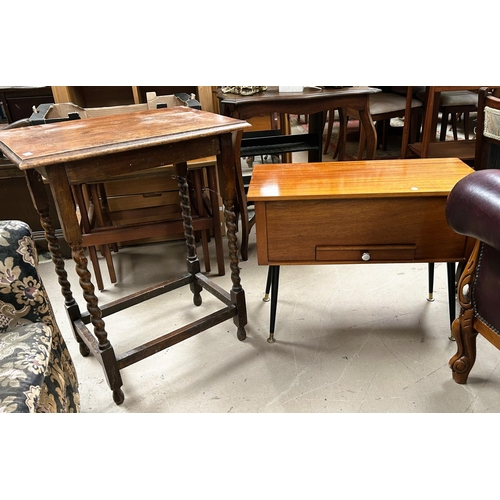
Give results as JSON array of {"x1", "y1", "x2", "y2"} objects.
[{"x1": 315, "y1": 244, "x2": 417, "y2": 263}]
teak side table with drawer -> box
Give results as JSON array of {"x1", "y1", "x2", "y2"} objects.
[
  {"x1": 247, "y1": 158, "x2": 475, "y2": 343},
  {"x1": 0, "y1": 106, "x2": 251, "y2": 405}
]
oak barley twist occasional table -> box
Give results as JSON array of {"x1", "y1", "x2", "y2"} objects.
[{"x1": 0, "y1": 106, "x2": 251, "y2": 404}]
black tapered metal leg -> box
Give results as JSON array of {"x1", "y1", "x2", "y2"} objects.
[
  {"x1": 429, "y1": 261, "x2": 457, "y2": 337},
  {"x1": 263, "y1": 266, "x2": 280, "y2": 343},
  {"x1": 263, "y1": 267, "x2": 273, "y2": 302},
  {"x1": 427, "y1": 262, "x2": 435, "y2": 302}
]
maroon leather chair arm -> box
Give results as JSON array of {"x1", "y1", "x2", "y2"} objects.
[{"x1": 446, "y1": 169, "x2": 500, "y2": 251}]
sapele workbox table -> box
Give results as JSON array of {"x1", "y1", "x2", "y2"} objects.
[
  {"x1": 247, "y1": 158, "x2": 475, "y2": 343},
  {"x1": 0, "y1": 106, "x2": 251, "y2": 404}
]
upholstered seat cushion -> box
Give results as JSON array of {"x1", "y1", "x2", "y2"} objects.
[
  {"x1": 369, "y1": 93, "x2": 422, "y2": 115},
  {"x1": 0, "y1": 322, "x2": 52, "y2": 412},
  {"x1": 391, "y1": 86, "x2": 426, "y2": 96},
  {"x1": 416, "y1": 90, "x2": 478, "y2": 107}
]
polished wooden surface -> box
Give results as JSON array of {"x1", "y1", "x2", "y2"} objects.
[
  {"x1": 248, "y1": 158, "x2": 474, "y2": 267},
  {"x1": 0, "y1": 106, "x2": 247, "y2": 170},
  {"x1": 247, "y1": 158, "x2": 474, "y2": 200}
]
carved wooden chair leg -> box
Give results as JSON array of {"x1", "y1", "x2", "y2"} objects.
[
  {"x1": 440, "y1": 112, "x2": 451, "y2": 141},
  {"x1": 206, "y1": 161, "x2": 225, "y2": 276},
  {"x1": 323, "y1": 108, "x2": 335, "y2": 154},
  {"x1": 336, "y1": 109, "x2": 348, "y2": 161},
  {"x1": 450, "y1": 113, "x2": 459, "y2": 140},
  {"x1": 97, "y1": 183, "x2": 119, "y2": 253},
  {"x1": 463, "y1": 112, "x2": 470, "y2": 140},
  {"x1": 323, "y1": 108, "x2": 344, "y2": 157},
  {"x1": 72, "y1": 185, "x2": 106, "y2": 291},
  {"x1": 449, "y1": 241, "x2": 481, "y2": 382},
  {"x1": 450, "y1": 311, "x2": 478, "y2": 383},
  {"x1": 88, "y1": 184, "x2": 117, "y2": 284}
]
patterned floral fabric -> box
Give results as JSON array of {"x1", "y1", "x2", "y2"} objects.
[{"x1": 0, "y1": 220, "x2": 80, "y2": 412}]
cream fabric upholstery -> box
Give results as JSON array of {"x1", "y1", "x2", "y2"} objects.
[
  {"x1": 416, "y1": 90, "x2": 478, "y2": 107},
  {"x1": 369, "y1": 93, "x2": 422, "y2": 115},
  {"x1": 484, "y1": 105, "x2": 500, "y2": 141}
]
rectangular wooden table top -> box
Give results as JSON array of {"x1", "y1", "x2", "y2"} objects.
[
  {"x1": 247, "y1": 158, "x2": 474, "y2": 202},
  {"x1": 0, "y1": 106, "x2": 249, "y2": 170},
  {"x1": 218, "y1": 85, "x2": 379, "y2": 104},
  {"x1": 217, "y1": 86, "x2": 380, "y2": 119}
]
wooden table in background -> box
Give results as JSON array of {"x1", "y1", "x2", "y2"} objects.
[
  {"x1": 217, "y1": 86, "x2": 381, "y2": 161},
  {"x1": 0, "y1": 106, "x2": 251, "y2": 404}
]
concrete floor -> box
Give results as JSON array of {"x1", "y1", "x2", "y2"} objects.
[{"x1": 38, "y1": 229, "x2": 500, "y2": 413}]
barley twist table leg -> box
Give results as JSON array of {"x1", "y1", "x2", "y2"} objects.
[
  {"x1": 71, "y1": 241, "x2": 110, "y2": 350},
  {"x1": 224, "y1": 199, "x2": 247, "y2": 341},
  {"x1": 38, "y1": 209, "x2": 75, "y2": 305},
  {"x1": 71, "y1": 239, "x2": 124, "y2": 403},
  {"x1": 39, "y1": 209, "x2": 91, "y2": 357},
  {"x1": 24, "y1": 169, "x2": 91, "y2": 356},
  {"x1": 176, "y1": 162, "x2": 203, "y2": 306}
]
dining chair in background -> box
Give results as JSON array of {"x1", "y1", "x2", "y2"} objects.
[
  {"x1": 405, "y1": 86, "x2": 481, "y2": 166},
  {"x1": 416, "y1": 88, "x2": 478, "y2": 141},
  {"x1": 328, "y1": 87, "x2": 424, "y2": 160},
  {"x1": 474, "y1": 87, "x2": 500, "y2": 170}
]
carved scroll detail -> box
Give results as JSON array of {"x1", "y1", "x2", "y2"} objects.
[{"x1": 449, "y1": 240, "x2": 481, "y2": 383}]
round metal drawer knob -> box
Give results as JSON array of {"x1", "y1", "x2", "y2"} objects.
[{"x1": 361, "y1": 252, "x2": 371, "y2": 261}]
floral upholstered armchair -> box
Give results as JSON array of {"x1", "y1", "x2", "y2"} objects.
[{"x1": 0, "y1": 220, "x2": 79, "y2": 412}]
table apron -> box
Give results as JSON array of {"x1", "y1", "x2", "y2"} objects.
[
  {"x1": 224, "y1": 95, "x2": 370, "y2": 120},
  {"x1": 60, "y1": 135, "x2": 222, "y2": 185},
  {"x1": 255, "y1": 197, "x2": 471, "y2": 265}
]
